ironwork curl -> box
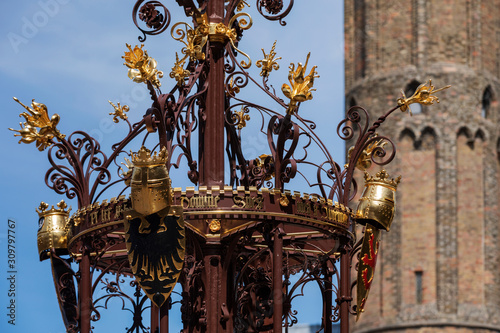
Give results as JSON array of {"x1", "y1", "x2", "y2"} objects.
[
  {"x1": 256, "y1": 0, "x2": 294, "y2": 26},
  {"x1": 133, "y1": 1, "x2": 171, "y2": 42},
  {"x1": 46, "y1": 131, "x2": 110, "y2": 207}
]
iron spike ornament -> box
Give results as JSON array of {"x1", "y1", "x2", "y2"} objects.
[{"x1": 124, "y1": 146, "x2": 185, "y2": 307}]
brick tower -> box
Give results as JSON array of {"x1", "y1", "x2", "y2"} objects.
[{"x1": 345, "y1": 1, "x2": 500, "y2": 332}]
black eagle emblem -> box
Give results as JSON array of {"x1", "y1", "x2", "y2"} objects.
[{"x1": 124, "y1": 206, "x2": 185, "y2": 307}]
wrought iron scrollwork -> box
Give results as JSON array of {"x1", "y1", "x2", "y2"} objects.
[
  {"x1": 256, "y1": 0, "x2": 294, "y2": 25},
  {"x1": 234, "y1": 249, "x2": 274, "y2": 332},
  {"x1": 50, "y1": 251, "x2": 79, "y2": 332},
  {"x1": 337, "y1": 105, "x2": 399, "y2": 203},
  {"x1": 180, "y1": 254, "x2": 206, "y2": 329},
  {"x1": 133, "y1": 1, "x2": 171, "y2": 42}
]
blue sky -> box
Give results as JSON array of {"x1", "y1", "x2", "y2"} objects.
[{"x1": 0, "y1": 1, "x2": 344, "y2": 332}]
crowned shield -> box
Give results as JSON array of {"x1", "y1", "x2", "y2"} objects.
[{"x1": 124, "y1": 146, "x2": 185, "y2": 307}]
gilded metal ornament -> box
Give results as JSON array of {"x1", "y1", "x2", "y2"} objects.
[
  {"x1": 122, "y1": 43, "x2": 164, "y2": 88},
  {"x1": 129, "y1": 146, "x2": 172, "y2": 216},
  {"x1": 170, "y1": 52, "x2": 191, "y2": 86},
  {"x1": 347, "y1": 134, "x2": 386, "y2": 171},
  {"x1": 397, "y1": 79, "x2": 451, "y2": 115},
  {"x1": 125, "y1": 146, "x2": 185, "y2": 307},
  {"x1": 36, "y1": 200, "x2": 71, "y2": 261},
  {"x1": 226, "y1": 76, "x2": 241, "y2": 96},
  {"x1": 9, "y1": 97, "x2": 65, "y2": 151},
  {"x1": 282, "y1": 53, "x2": 319, "y2": 114},
  {"x1": 256, "y1": 40, "x2": 281, "y2": 78},
  {"x1": 171, "y1": 12, "x2": 253, "y2": 69},
  {"x1": 233, "y1": 107, "x2": 251, "y2": 129},
  {"x1": 356, "y1": 169, "x2": 401, "y2": 232},
  {"x1": 237, "y1": 0, "x2": 250, "y2": 11},
  {"x1": 108, "y1": 100, "x2": 130, "y2": 123},
  {"x1": 279, "y1": 194, "x2": 289, "y2": 207},
  {"x1": 208, "y1": 219, "x2": 221, "y2": 233}
]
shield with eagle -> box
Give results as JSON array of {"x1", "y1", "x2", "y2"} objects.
[
  {"x1": 125, "y1": 206, "x2": 185, "y2": 307},
  {"x1": 123, "y1": 146, "x2": 185, "y2": 307},
  {"x1": 356, "y1": 223, "x2": 380, "y2": 320}
]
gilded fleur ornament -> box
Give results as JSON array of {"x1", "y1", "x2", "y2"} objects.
[
  {"x1": 171, "y1": 12, "x2": 253, "y2": 69},
  {"x1": 170, "y1": 53, "x2": 191, "y2": 86},
  {"x1": 9, "y1": 97, "x2": 65, "y2": 151},
  {"x1": 347, "y1": 134, "x2": 386, "y2": 171},
  {"x1": 254, "y1": 154, "x2": 274, "y2": 181},
  {"x1": 397, "y1": 79, "x2": 451, "y2": 115},
  {"x1": 226, "y1": 77, "x2": 241, "y2": 96},
  {"x1": 282, "y1": 53, "x2": 319, "y2": 114},
  {"x1": 122, "y1": 43, "x2": 163, "y2": 88},
  {"x1": 233, "y1": 107, "x2": 251, "y2": 129},
  {"x1": 256, "y1": 40, "x2": 281, "y2": 78},
  {"x1": 108, "y1": 100, "x2": 130, "y2": 123}
]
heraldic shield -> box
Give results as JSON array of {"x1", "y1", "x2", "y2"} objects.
[
  {"x1": 124, "y1": 146, "x2": 185, "y2": 307},
  {"x1": 356, "y1": 224, "x2": 380, "y2": 321}
]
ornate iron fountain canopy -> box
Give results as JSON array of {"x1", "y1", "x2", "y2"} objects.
[{"x1": 9, "y1": 1, "x2": 449, "y2": 332}]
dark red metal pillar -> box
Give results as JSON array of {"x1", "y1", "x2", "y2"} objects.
[
  {"x1": 339, "y1": 248, "x2": 351, "y2": 333},
  {"x1": 160, "y1": 302, "x2": 169, "y2": 332},
  {"x1": 323, "y1": 263, "x2": 333, "y2": 333},
  {"x1": 79, "y1": 248, "x2": 92, "y2": 333},
  {"x1": 151, "y1": 303, "x2": 159, "y2": 333},
  {"x1": 273, "y1": 225, "x2": 284, "y2": 332},
  {"x1": 203, "y1": 246, "x2": 223, "y2": 333},
  {"x1": 199, "y1": 0, "x2": 225, "y2": 187}
]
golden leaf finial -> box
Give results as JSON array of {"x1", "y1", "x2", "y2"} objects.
[
  {"x1": 281, "y1": 53, "x2": 319, "y2": 115},
  {"x1": 256, "y1": 41, "x2": 281, "y2": 78},
  {"x1": 122, "y1": 43, "x2": 163, "y2": 88},
  {"x1": 170, "y1": 52, "x2": 191, "y2": 86},
  {"x1": 397, "y1": 79, "x2": 451, "y2": 116},
  {"x1": 108, "y1": 101, "x2": 130, "y2": 123},
  {"x1": 9, "y1": 97, "x2": 65, "y2": 151}
]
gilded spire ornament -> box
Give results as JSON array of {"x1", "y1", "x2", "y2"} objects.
[
  {"x1": 9, "y1": 97, "x2": 65, "y2": 151},
  {"x1": 397, "y1": 79, "x2": 451, "y2": 115},
  {"x1": 282, "y1": 53, "x2": 319, "y2": 114},
  {"x1": 170, "y1": 52, "x2": 191, "y2": 86},
  {"x1": 256, "y1": 40, "x2": 281, "y2": 78}
]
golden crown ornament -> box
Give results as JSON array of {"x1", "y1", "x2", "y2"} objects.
[{"x1": 36, "y1": 200, "x2": 71, "y2": 261}]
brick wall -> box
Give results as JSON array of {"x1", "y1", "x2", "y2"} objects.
[{"x1": 345, "y1": 0, "x2": 500, "y2": 332}]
